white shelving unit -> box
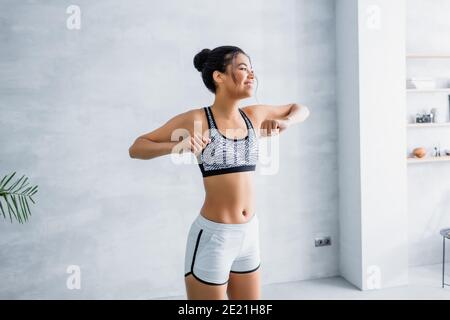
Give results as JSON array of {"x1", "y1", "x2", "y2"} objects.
[
  {"x1": 407, "y1": 88, "x2": 450, "y2": 93},
  {"x1": 406, "y1": 54, "x2": 450, "y2": 59},
  {"x1": 406, "y1": 53, "x2": 450, "y2": 164},
  {"x1": 408, "y1": 155, "x2": 450, "y2": 164}
]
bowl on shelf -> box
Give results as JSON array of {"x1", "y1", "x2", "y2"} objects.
[
  {"x1": 412, "y1": 147, "x2": 427, "y2": 158},
  {"x1": 407, "y1": 77, "x2": 437, "y2": 90}
]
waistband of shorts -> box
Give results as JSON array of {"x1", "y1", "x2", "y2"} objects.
[{"x1": 194, "y1": 212, "x2": 257, "y2": 231}]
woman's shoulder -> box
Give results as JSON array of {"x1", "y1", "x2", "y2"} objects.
[
  {"x1": 241, "y1": 105, "x2": 261, "y2": 127},
  {"x1": 178, "y1": 107, "x2": 209, "y2": 134},
  {"x1": 179, "y1": 106, "x2": 206, "y2": 120},
  {"x1": 186, "y1": 106, "x2": 209, "y2": 123}
]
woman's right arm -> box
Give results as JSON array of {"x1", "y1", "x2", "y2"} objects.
[{"x1": 128, "y1": 109, "x2": 209, "y2": 160}]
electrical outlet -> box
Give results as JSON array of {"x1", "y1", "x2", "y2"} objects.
[{"x1": 315, "y1": 236, "x2": 332, "y2": 247}]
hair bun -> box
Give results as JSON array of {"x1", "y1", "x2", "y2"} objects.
[{"x1": 193, "y1": 48, "x2": 211, "y2": 72}]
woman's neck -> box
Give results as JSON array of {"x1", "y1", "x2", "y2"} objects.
[{"x1": 211, "y1": 95, "x2": 241, "y2": 120}]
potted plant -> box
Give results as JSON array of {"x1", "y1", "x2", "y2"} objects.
[{"x1": 0, "y1": 172, "x2": 38, "y2": 223}]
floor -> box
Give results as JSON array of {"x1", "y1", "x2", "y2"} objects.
[{"x1": 159, "y1": 263, "x2": 450, "y2": 300}]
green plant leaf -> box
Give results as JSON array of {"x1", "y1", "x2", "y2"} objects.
[
  {"x1": 30, "y1": 187, "x2": 38, "y2": 196},
  {"x1": 0, "y1": 172, "x2": 16, "y2": 190},
  {"x1": 0, "y1": 171, "x2": 15, "y2": 188},
  {"x1": 24, "y1": 196, "x2": 31, "y2": 217},
  {"x1": 23, "y1": 196, "x2": 30, "y2": 220},
  {"x1": 0, "y1": 199, "x2": 5, "y2": 219},
  {"x1": 7, "y1": 175, "x2": 25, "y2": 192},
  {"x1": 19, "y1": 196, "x2": 28, "y2": 222},
  {"x1": 2, "y1": 195, "x2": 17, "y2": 223},
  {"x1": 10, "y1": 195, "x2": 22, "y2": 223},
  {"x1": 1, "y1": 173, "x2": 38, "y2": 223},
  {"x1": 15, "y1": 177, "x2": 29, "y2": 193},
  {"x1": 27, "y1": 185, "x2": 38, "y2": 196},
  {"x1": 21, "y1": 195, "x2": 29, "y2": 218}
]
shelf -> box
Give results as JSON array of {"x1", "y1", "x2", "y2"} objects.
[
  {"x1": 406, "y1": 54, "x2": 450, "y2": 59},
  {"x1": 406, "y1": 54, "x2": 450, "y2": 165},
  {"x1": 407, "y1": 88, "x2": 450, "y2": 93},
  {"x1": 408, "y1": 155, "x2": 450, "y2": 164},
  {"x1": 407, "y1": 122, "x2": 450, "y2": 128}
]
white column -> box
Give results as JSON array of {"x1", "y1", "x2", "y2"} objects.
[{"x1": 336, "y1": 0, "x2": 408, "y2": 290}]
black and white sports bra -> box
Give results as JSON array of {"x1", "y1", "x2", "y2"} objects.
[{"x1": 197, "y1": 105, "x2": 259, "y2": 177}]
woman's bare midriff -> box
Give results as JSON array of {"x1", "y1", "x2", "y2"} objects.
[{"x1": 200, "y1": 171, "x2": 254, "y2": 224}]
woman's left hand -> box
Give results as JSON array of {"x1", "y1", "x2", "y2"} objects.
[{"x1": 260, "y1": 119, "x2": 289, "y2": 137}]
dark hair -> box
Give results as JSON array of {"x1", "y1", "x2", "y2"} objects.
[{"x1": 193, "y1": 45, "x2": 258, "y2": 95}]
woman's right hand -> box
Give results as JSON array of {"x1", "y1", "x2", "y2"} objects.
[{"x1": 179, "y1": 133, "x2": 211, "y2": 156}]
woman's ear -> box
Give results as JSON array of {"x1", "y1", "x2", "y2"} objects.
[{"x1": 212, "y1": 70, "x2": 224, "y2": 85}]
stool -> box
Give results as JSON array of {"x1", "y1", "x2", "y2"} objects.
[{"x1": 441, "y1": 228, "x2": 450, "y2": 288}]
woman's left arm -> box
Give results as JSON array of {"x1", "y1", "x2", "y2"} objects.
[
  {"x1": 282, "y1": 103, "x2": 310, "y2": 127},
  {"x1": 245, "y1": 103, "x2": 310, "y2": 137}
]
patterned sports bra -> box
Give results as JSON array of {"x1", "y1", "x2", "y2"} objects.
[{"x1": 197, "y1": 106, "x2": 259, "y2": 177}]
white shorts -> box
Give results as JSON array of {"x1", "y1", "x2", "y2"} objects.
[{"x1": 184, "y1": 213, "x2": 261, "y2": 286}]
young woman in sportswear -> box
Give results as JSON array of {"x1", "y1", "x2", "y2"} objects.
[{"x1": 129, "y1": 45, "x2": 310, "y2": 300}]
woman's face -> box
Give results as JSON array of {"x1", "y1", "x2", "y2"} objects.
[{"x1": 221, "y1": 53, "x2": 255, "y2": 99}]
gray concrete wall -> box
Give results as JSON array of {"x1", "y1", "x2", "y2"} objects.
[{"x1": 0, "y1": 0, "x2": 338, "y2": 298}]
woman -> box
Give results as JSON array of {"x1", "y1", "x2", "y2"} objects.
[{"x1": 129, "y1": 46, "x2": 310, "y2": 300}]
